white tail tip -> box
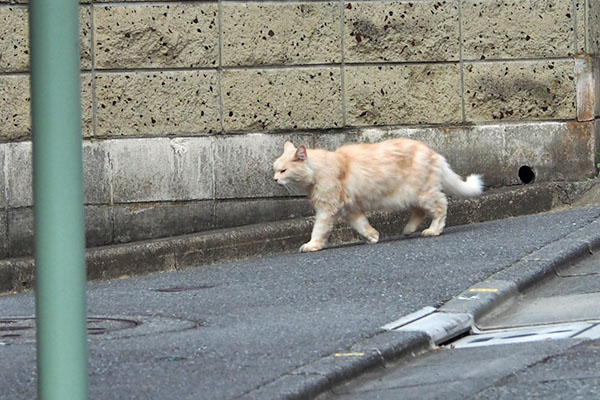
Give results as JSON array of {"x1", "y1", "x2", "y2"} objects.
[{"x1": 465, "y1": 174, "x2": 484, "y2": 197}]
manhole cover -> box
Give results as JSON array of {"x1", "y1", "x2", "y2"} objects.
[
  {"x1": 0, "y1": 315, "x2": 200, "y2": 345},
  {"x1": 450, "y1": 321, "x2": 600, "y2": 349}
]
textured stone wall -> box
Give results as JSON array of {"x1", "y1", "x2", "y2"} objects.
[{"x1": 1, "y1": 0, "x2": 600, "y2": 258}]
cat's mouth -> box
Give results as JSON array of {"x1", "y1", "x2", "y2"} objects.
[{"x1": 274, "y1": 174, "x2": 289, "y2": 185}]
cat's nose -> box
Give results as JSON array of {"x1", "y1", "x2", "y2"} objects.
[{"x1": 273, "y1": 177, "x2": 278, "y2": 182}]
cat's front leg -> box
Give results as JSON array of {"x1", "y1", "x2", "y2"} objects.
[
  {"x1": 300, "y1": 210, "x2": 335, "y2": 252},
  {"x1": 299, "y1": 241, "x2": 324, "y2": 252}
]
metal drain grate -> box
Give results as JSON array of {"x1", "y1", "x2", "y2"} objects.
[{"x1": 450, "y1": 321, "x2": 600, "y2": 349}]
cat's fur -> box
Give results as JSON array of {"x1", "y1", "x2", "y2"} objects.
[{"x1": 273, "y1": 138, "x2": 483, "y2": 252}]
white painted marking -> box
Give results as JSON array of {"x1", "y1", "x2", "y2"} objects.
[{"x1": 457, "y1": 294, "x2": 480, "y2": 301}]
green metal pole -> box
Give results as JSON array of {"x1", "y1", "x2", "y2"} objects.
[{"x1": 29, "y1": 0, "x2": 89, "y2": 399}]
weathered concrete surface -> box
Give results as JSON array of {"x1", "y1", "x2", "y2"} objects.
[
  {"x1": 222, "y1": 2, "x2": 341, "y2": 66},
  {"x1": 6, "y1": 141, "x2": 112, "y2": 208},
  {"x1": 0, "y1": 213, "x2": 6, "y2": 259},
  {"x1": 0, "y1": 73, "x2": 93, "y2": 140},
  {"x1": 222, "y1": 68, "x2": 343, "y2": 131},
  {"x1": 95, "y1": 71, "x2": 221, "y2": 136},
  {"x1": 0, "y1": 75, "x2": 31, "y2": 140},
  {"x1": 213, "y1": 132, "x2": 310, "y2": 199},
  {"x1": 461, "y1": 0, "x2": 575, "y2": 60},
  {"x1": 1, "y1": 121, "x2": 597, "y2": 259},
  {"x1": 2, "y1": 1, "x2": 600, "y2": 139},
  {"x1": 214, "y1": 198, "x2": 313, "y2": 229},
  {"x1": 0, "y1": 6, "x2": 29, "y2": 72},
  {"x1": 112, "y1": 202, "x2": 215, "y2": 244},
  {"x1": 464, "y1": 60, "x2": 576, "y2": 122},
  {"x1": 575, "y1": 56, "x2": 599, "y2": 122},
  {"x1": 108, "y1": 137, "x2": 213, "y2": 202},
  {"x1": 0, "y1": 5, "x2": 92, "y2": 72},
  {"x1": 7, "y1": 121, "x2": 595, "y2": 208},
  {"x1": 94, "y1": 4, "x2": 218, "y2": 69},
  {"x1": 7, "y1": 206, "x2": 114, "y2": 258},
  {"x1": 315, "y1": 121, "x2": 598, "y2": 187},
  {"x1": 344, "y1": 1, "x2": 459, "y2": 63},
  {"x1": 2, "y1": 180, "x2": 599, "y2": 295},
  {"x1": 344, "y1": 64, "x2": 462, "y2": 126},
  {"x1": 575, "y1": 1, "x2": 600, "y2": 56}
]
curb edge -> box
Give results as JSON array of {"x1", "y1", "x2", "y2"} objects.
[{"x1": 259, "y1": 211, "x2": 600, "y2": 399}]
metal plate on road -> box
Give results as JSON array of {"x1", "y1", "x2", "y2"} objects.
[
  {"x1": 384, "y1": 310, "x2": 474, "y2": 345},
  {"x1": 451, "y1": 321, "x2": 600, "y2": 348}
]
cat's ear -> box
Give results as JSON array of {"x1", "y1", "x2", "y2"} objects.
[
  {"x1": 294, "y1": 145, "x2": 308, "y2": 162},
  {"x1": 284, "y1": 141, "x2": 296, "y2": 153}
]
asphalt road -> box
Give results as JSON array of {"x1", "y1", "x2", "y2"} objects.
[
  {"x1": 320, "y1": 240, "x2": 600, "y2": 399},
  {"x1": 1, "y1": 206, "x2": 600, "y2": 399}
]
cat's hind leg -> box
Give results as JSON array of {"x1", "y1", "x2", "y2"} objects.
[
  {"x1": 420, "y1": 192, "x2": 448, "y2": 237},
  {"x1": 348, "y1": 211, "x2": 380, "y2": 244},
  {"x1": 402, "y1": 207, "x2": 425, "y2": 236}
]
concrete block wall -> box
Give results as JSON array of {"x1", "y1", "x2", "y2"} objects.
[{"x1": 1, "y1": 0, "x2": 600, "y2": 258}]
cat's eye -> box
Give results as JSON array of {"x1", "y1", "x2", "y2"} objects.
[{"x1": 280, "y1": 169, "x2": 286, "y2": 174}]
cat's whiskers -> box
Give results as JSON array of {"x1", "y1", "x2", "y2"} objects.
[{"x1": 282, "y1": 184, "x2": 299, "y2": 196}]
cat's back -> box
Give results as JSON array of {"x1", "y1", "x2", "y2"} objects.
[
  {"x1": 335, "y1": 138, "x2": 432, "y2": 165},
  {"x1": 327, "y1": 138, "x2": 434, "y2": 208}
]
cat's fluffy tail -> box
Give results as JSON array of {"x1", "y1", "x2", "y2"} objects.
[{"x1": 439, "y1": 157, "x2": 484, "y2": 198}]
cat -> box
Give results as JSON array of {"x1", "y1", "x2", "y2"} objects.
[{"x1": 273, "y1": 138, "x2": 483, "y2": 252}]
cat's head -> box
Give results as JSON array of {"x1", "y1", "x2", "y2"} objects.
[{"x1": 273, "y1": 141, "x2": 312, "y2": 188}]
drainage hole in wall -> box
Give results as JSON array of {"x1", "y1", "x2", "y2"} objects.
[{"x1": 518, "y1": 165, "x2": 535, "y2": 184}]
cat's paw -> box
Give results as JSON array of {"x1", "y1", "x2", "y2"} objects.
[
  {"x1": 299, "y1": 241, "x2": 324, "y2": 252},
  {"x1": 421, "y1": 228, "x2": 442, "y2": 237},
  {"x1": 365, "y1": 229, "x2": 380, "y2": 244}
]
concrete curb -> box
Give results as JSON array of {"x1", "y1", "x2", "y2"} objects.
[
  {"x1": 243, "y1": 331, "x2": 432, "y2": 400},
  {"x1": 0, "y1": 181, "x2": 596, "y2": 295},
  {"x1": 245, "y1": 210, "x2": 600, "y2": 399}
]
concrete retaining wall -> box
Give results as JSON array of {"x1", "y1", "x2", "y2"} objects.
[{"x1": 1, "y1": 0, "x2": 600, "y2": 258}]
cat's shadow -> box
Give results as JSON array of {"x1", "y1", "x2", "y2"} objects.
[{"x1": 323, "y1": 229, "x2": 458, "y2": 252}]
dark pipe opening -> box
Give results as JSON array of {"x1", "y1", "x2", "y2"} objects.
[{"x1": 518, "y1": 165, "x2": 536, "y2": 184}]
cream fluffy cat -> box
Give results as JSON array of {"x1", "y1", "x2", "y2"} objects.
[{"x1": 273, "y1": 138, "x2": 483, "y2": 252}]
